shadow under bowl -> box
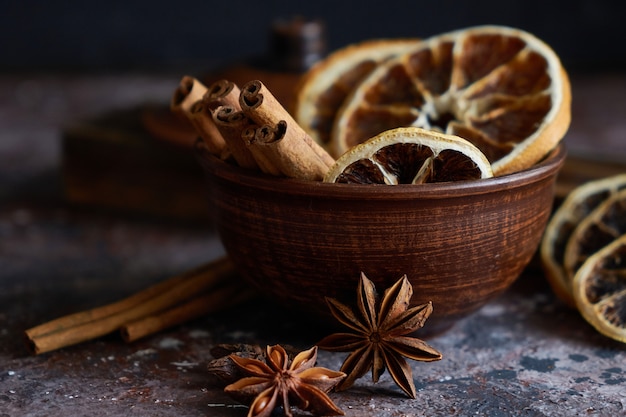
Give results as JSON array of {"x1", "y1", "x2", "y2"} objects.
[{"x1": 198, "y1": 144, "x2": 566, "y2": 335}]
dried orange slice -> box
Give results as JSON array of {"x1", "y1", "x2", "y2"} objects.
[
  {"x1": 293, "y1": 39, "x2": 419, "y2": 148},
  {"x1": 540, "y1": 174, "x2": 626, "y2": 307},
  {"x1": 331, "y1": 25, "x2": 571, "y2": 175},
  {"x1": 572, "y1": 235, "x2": 626, "y2": 343},
  {"x1": 324, "y1": 127, "x2": 492, "y2": 184},
  {"x1": 564, "y1": 188, "x2": 626, "y2": 288}
]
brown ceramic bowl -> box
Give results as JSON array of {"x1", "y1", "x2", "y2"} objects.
[{"x1": 198, "y1": 144, "x2": 566, "y2": 335}]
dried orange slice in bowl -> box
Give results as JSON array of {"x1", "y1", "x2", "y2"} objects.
[
  {"x1": 324, "y1": 127, "x2": 493, "y2": 184},
  {"x1": 572, "y1": 235, "x2": 626, "y2": 343},
  {"x1": 540, "y1": 175, "x2": 626, "y2": 307},
  {"x1": 331, "y1": 25, "x2": 571, "y2": 175},
  {"x1": 293, "y1": 38, "x2": 419, "y2": 148}
]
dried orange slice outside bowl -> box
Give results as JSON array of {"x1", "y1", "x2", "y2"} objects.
[
  {"x1": 564, "y1": 188, "x2": 626, "y2": 289},
  {"x1": 540, "y1": 175, "x2": 626, "y2": 307},
  {"x1": 331, "y1": 25, "x2": 571, "y2": 175},
  {"x1": 573, "y1": 235, "x2": 626, "y2": 343}
]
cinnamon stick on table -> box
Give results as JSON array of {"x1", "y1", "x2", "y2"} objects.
[
  {"x1": 24, "y1": 257, "x2": 250, "y2": 355},
  {"x1": 239, "y1": 80, "x2": 335, "y2": 181},
  {"x1": 121, "y1": 285, "x2": 255, "y2": 343}
]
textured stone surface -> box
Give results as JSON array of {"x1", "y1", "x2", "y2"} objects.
[{"x1": 1, "y1": 74, "x2": 625, "y2": 417}]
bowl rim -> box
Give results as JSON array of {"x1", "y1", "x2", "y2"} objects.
[{"x1": 198, "y1": 143, "x2": 566, "y2": 200}]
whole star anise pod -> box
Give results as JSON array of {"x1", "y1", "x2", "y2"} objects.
[
  {"x1": 224, "y1": 344, "x2": 346, "y2": 417},
  {"x1": 317, "y1": 272, "x2": 443, "y2": 398}
]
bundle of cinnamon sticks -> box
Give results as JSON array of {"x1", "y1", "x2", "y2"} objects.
[
  {"x1": 171, "y1": 76, "x2": 335, "y2": 181},
  {"x1": 25, "y1": 257, "x2": 253, "y2": 355},
  {"x1": 25, "y1": 77, "x2": 321, "y2": 355}
]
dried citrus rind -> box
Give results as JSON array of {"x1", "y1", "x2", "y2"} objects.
[
  {"x1": 332, "y1": 25, "x2": 571, "y2": 175},
  {"x1": 573, "y1": 235, "x2": 626, "y2": 343},
  {"x1": 540, "y1": 174, "x2": 626, "y2": 307},
  {"x1": 293, "y1": 39, "x2": 420, "y2": 148},
  {"x1": 564, "y1": 188, "x2": 626, "y2": 285},
  {"x1": 324, "y1": 127, "x2": 493, "y2": 184}
]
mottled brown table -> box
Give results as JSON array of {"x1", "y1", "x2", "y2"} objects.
[{"x1": 1, "y1": 73, "x2": 625, "y2": 417}]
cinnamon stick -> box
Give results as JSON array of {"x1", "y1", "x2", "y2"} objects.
[
  {"x1": 188, "y1": 100, "x2": 228, "y2": 156},
  {"x1": 121, "y1": 286, "x2": 254, "y2": 342},
  {"x1": 25, "y1": 257, "x2": 238, "y2": 355},
  {"x1": 171, "y1": 76, "x2": 208, "y2": 120},
  {"x1": 246, "y1": 120, "x2": 331, "y2": 181},
  {"x1": 203, "y1": 79, "x2": 242, "y2": 111},
  {"x1": 239, "y1": 79, "x2": 336, "y2": 174},
  {"x1": 170, "y1": 76, "x2": 229, "y2": 156},
  {"x1": 241, "y1": 126, "x2": 282, "y2": 176},
  {"x1": 212, "y1": 106, "x2": 259, "y2": 169},
  {"x1": 25, "y1": 262, "x2": 210, "y2": 340},
  {"x1": 183, "y1": 79, "x2": 247, "y2": 159}
]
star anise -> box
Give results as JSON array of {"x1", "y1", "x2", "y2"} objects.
[
  {"x1": 207, "y1": 343, "x2": 302, "y2": 385},
  {"x1": 317, "y1": 272, "x2": 443, "y2": 398},
  {"x1": 224, "y1": 344, "x2": 346, "y2": 417}
]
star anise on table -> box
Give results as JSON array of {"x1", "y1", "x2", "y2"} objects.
[
  {"x1": 317, "y1": 272, "x2": 443, "y2": 398},
  {"x1": 224, "y1": 344, "x2": 346, "y2": 417}
]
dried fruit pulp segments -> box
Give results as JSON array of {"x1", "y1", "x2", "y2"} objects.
[
  {"x1": 565, "y1": 189, "x2": 626, "y2": 275},
  {"x1": 540, "y1": 175, "x2": 626, "y2": 307},
  {"x1": 541, "y1": 174, "x2": 626, "y2": 343},
  {"x1": 573, "y1": 236, "x2": 626, "y2": 343},
  {"x1": 294, "y1": 39, "x2": 419, "y2": 147},
  {"x1": 295, "y1": 26, "x2": 571, "y2": 177},
  {"x1": 324, "y1": 127, "x2": 492, "y2": 184}
]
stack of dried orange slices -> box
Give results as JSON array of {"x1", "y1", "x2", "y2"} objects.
[
  {"x1": 291, "y1": 26, "x2": 625, "y2": 343},
  {"x1": 540, "y1": 175, "x2": 626, "y2": 343},
  {"x1": 294, "y1": 25, "x2": 571, "y2": 180}
]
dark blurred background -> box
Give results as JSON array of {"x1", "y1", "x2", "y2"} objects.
[{"x1": 2, "y1": 0, "x2": 625, "y2": 75}]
